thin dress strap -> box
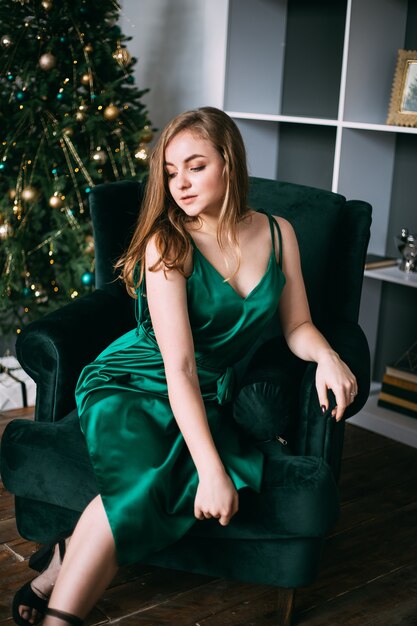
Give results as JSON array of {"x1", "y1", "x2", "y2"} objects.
[
  {"x1": 133, "y1": 262, "x2": 147, "y2": 325},
  {"x1": 257, "y1": 210, "x2": 283, "y2": 270}
]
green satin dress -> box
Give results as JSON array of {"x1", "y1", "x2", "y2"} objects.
[{"x1": 75, "y1": 212, "x2": 286, "y2": 566}]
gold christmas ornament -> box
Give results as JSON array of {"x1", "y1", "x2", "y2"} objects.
[
  {"x1": 103, "y1": 104, "x2": 119, "y2": 121},
  {"x1": 80, "y1": 73, "x2": 90, "y2": 85},
  {"x1": 112, "y1": 43, "x2": 131, "y2": 68},
  {"x1": 21, "y1": 186, "x2": 39, "y2": 202},
  {"x1": 49, "y1": 194, "x2": 63, "y2": 209},
  {"x1": 63, "y1": 127, "x2": 74, "y2": 136},
  {"x1": 141, "y1": 126, "x2": 154, "y2": 143},
  {"x1": 41, "y1": 0, "x2": 53, "y2": 10},
  {"x1": 91, "y1": 148, "x2": 107, "y2": 165},
  {"x1": 39, "y1": 52, "x2": 57, "y2": 71},
  {"x1": 1, "y1": 35, "x2": 12, "y2": 48},
  {"x1": 84, "y1": 43, "x2": 93, "y2": 53}
]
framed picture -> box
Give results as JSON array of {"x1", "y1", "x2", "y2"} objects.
[{"x1": 387, "y1": 49, "x2": 417, "y2": 127}]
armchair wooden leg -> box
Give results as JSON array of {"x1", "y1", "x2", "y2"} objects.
[{"x1": 276, "y1": 588, "x2": 295, "y2": 626}]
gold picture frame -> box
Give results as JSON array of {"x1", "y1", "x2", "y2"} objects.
[{"x1": 387, "y1": 49, "x2": 417, "y2": 127}]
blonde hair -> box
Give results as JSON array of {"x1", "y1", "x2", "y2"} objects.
[{"x1": 116, "y1": 106, "x2": 250, "y2": 297}]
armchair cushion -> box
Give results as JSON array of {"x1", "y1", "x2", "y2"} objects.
[
  {"x1": 233, "y1": 379, "x2": 294, "y2": 445},
  {"x1": 190, "y1": 449, "x2": 339, "y2": 541},
  {"x1": 232, "y1": 337, "x2": 304, "y2": 446},
  {"x1": 1, "y1": 406, "x2": 339, "y2": 542}
]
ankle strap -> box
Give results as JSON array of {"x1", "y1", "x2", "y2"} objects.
[{"x1": 45, "y1": 607, "x2": 83, "y2": 625}]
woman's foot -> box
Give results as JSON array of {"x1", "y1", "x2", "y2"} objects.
[{"x1": 13, "y1": 538, "x2": 70, "y2": 625}]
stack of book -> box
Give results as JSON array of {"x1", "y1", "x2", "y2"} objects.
[{"x1": 378, "y1": 341, "x2": 417, "y2": 418}]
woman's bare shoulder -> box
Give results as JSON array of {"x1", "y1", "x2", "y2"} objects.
[
  {"x1": 144, "y1": 232, "x2": 160, "y2": 262},
  {"x1": 145, "y1": 230, "x2": 194, "y2": 277}
]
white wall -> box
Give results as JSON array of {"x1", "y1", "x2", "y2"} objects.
[{"x1": 120, "y1": 0, "x2": 229, "y2": 132}]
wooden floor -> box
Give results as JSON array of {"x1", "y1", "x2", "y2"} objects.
[{"x1": 1, "y1": 408, "x2": 417, "y2": 625}]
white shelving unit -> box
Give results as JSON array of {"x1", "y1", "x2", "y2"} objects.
[{"x1": 221, "y1": 0, "x2": 417, "y2": 445}]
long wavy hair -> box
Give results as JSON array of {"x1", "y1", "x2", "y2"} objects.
[{"x1": 116, "y1": 106, "x2": 250, "y2": 297}]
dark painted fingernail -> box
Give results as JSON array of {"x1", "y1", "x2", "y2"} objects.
[{"x1": 321, "y1": 405, "x2": 326, "y2": 414}]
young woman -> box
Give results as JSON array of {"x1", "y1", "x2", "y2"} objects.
[{"x1": 14, "y1": 107, "x2": 357, "y2": 626}]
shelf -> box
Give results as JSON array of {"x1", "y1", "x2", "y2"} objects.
[
  {"x1": 342, "y1": 121, "x2": 417, "y2": 135},
  {"x1": 348, "y1": 391, "x2": 417, "y2": 449},
  {"x1": 226, "y1": 112, "x2": 339, "y2": 127},
  {"x1": 364, "y1": 264, "x2": 417, "y2": 288},
  {"x1": 227, "y1": 112, "x2": 417, "y2": 135}
]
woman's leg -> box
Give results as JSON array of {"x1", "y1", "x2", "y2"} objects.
[{"x1": 43, "y1": 494, "x2": 118, "y2": 625}]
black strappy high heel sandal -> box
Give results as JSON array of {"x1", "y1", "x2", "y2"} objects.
[
  {"x1": 12, "y1": 537, "x2": 68, "y2": 626},
  {"x1": 29, "y1": 531, "x2": 71, "y2": 572},
  {"x1": 44, "y1": 607, "x2": 83, "y2": 625}
]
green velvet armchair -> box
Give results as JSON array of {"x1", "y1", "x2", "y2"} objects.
[{"x1": 0, "y1": 177, "x2": 372, "y2": 625}]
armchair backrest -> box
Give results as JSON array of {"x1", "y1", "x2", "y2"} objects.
[
  {"x1": 247, "y1": 179, "x2": 372, "y2": 328},
  {"x1": 89, "y1": 180, "x2": 144, "y2": 300},
  {"x1": 89, "y1": 178, "x2": 372, "y2": 331}
]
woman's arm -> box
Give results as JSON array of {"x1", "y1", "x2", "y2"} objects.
[
  {"x1": 145, "y1": 237, "x2": 238, "y2": 525},
  {"x1": 276, "y1": 218, "x2": 357, "y2": 421}
]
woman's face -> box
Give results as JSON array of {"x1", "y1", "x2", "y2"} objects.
[{"x1": 164, "y1": 130, "x2": 227, "y2": 219}]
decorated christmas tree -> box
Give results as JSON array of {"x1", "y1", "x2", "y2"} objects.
[{"x1": 0, "y1": 0, "x2": 152, "y2": 339}]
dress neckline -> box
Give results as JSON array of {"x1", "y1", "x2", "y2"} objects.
[
  {"x1": 190, "y1": 244, "x2": 274, "y2": 302},
  {"x1": 186, "y1": 211, "x2": 282, "y2": 301}
]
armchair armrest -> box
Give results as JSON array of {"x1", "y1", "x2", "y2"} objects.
[
  {"x1": 295, "y1": 321, "x2": 371, "y2": 479},
  {"x1": 16, "y1": 289, "x2": 134, "y2": 422}
]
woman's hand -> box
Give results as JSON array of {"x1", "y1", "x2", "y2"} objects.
[
  {"x1": 315, "y1": 351, "x2": 358, "y2": 422},
  {"x1": 194, "y1": 468, "x2": 239, "y2": 526}
]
